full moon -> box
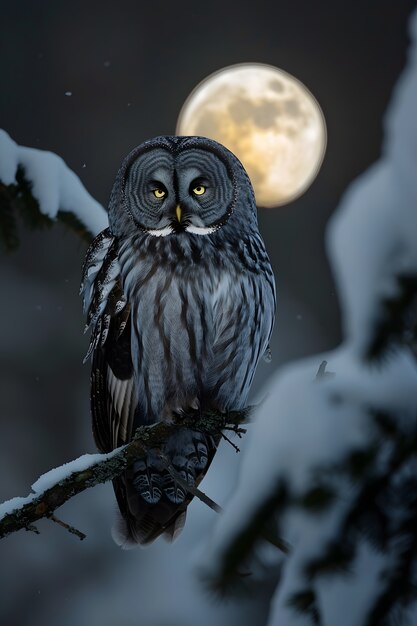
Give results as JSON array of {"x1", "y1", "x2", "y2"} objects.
[{"x1": 176, "y1": 63, "x2": 326, "y2": 207}]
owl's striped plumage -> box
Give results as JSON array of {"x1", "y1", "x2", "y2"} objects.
[{"x1": 81, "y1": 136, "x2": 275, "y2": 546}]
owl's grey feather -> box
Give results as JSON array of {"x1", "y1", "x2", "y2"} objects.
[{"x1": 82, "y1": 136, "x2": 276, "y2": 546}]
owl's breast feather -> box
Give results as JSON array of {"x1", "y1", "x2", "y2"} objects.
[{"x1": 116, "y1": 231, "x2": 274, "y2": 417}]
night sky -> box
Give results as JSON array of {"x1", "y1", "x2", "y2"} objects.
[{"x1": 0, "y1": 2, "x2": 416, "y2": 624}]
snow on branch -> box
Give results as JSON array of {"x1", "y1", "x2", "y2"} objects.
[
  {"x1": 0, "y1": 129, "x2": 108, "y2": 248},
  {"x1": 0, "y1": 409, "x2": 249, "y2": 542}
]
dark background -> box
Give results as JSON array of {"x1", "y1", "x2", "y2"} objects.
[{"x1": 0, "y1": 2, "x2": 415, "y2": 625}]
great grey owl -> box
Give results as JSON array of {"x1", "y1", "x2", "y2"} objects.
[{"x1": 81, "y1": 136, "x2": 276, "y2": 547}]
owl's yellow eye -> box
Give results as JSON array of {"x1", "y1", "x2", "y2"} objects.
[
  {"x1": 192, "y1": 185, "x2": 206, "y2": 196},
  {"x1": 153, "y1": 188, "x2": 166, "y2": 199}
]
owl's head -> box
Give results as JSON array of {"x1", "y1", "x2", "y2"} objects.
[{"x1": 108, "y1": 136, "x2": 257, "y2": 238}]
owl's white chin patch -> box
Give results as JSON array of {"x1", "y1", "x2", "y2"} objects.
[
  {"x1": 145, "y1": 224, "x2": 218, "y2": 237},
  {"x1": 185, "y1": 224, "x2": 218, "y2": 235},
  {"x1": 146, "y1": 226, "x2": 174, "y2": 237}
]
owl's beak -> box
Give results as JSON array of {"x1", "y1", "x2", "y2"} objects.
[{"x1": 175, "y1": 205, "x2": 182, "y2": 222}]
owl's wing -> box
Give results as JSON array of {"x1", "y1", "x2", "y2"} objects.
[
  {"x1": 81, "y1": 229, "x2": 136, "y2": 452},
  {"x1": 81, "y1": 233, "x2": 205, "y2": 545},
  {"x1": 211, "y1": 242, "x2": 276, "y2": 409}
]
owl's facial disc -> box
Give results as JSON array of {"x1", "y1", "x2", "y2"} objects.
[{"x1": 124, "y1": 146, "x2": 236, "y2": 237}]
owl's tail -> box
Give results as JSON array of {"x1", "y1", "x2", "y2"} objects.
[
  {"x1": 111, "y1": 494, "x2": 187, "y2": 548},
  {"x1": 111, "y1": 429, "x2": 218, "y2": 547}
]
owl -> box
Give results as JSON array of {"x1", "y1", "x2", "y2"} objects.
[{"x1": 81, "y1": 136, "x2": 276, "y2": 547}]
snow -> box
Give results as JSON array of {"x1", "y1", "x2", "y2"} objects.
[
  {"x1": 202, "y1": 8, "x2": 417, "y2": 626},
  {"x1": 0, "y1": 448, "x2": 121, "y2": 522},
  {"x1": 0, "y1": 129, "x2": 108, "y2": 236},
  {"x1": 314, "y1": 541, "x2": 387, "y2": 626},
  {"x1": 31, "y1": 450, "x2": 119, "y2": 492},
  {"x1": 327, "y1": 9, "x2": 417, "y2": 356},
  {"x1": 0, "y1": 495, "x2": 36, "y2": 521}
]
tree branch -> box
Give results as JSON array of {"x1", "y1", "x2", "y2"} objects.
[
  {"x1": 0, "y1": 166, "x2": 95, "y2": 250},
  {"x1": 158, "y1": 452, "x2": 223, "y2": 514},
  {"x1": 0, "y1": 409, "x2": 250, "y2": 541}
]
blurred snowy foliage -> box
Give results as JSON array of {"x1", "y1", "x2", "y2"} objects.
[
  {"x1": 0, "y1": 129, "x2": 108, "y2": 249},
  {"x1": 203, "y1": 9, "x2": 417, "y2": 626}
]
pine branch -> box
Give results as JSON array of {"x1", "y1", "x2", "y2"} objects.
[
  {"x1": 300, "y1": 411, "x2": 417, "y2": 623},
  {"x1": 0, "y1": 165, "x2": 95, "y2": 250},
  {"x1": 0, "y1": 409, "x2": 249, "y2": 541},
  {"x1": 288, "y1": 588, "x2": 322, "y2": 625},
  {"x1": 365, "y1": 273, "x2": 417, "y2": 361},
  {"x1": 366, "y1": 508, "x2": 417, "y2": 626},
  {"x1": 203, "y1": 479, "x2": 291, "y2": 595}
]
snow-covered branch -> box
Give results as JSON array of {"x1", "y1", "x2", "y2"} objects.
[
  {"x1": 0, "y1": 129, "x2": 108, "y2": 248},
  {"x1": 0, "y1": 409, "x2": 249, "y2": 541}
]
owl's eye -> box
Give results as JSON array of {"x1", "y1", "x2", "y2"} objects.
[
  {"x1": 153, "y1": 188, "x2": 166, "y2": 199},
  {"x1": 192, "y1": 185, "x2": 206, "y2": 196}
]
